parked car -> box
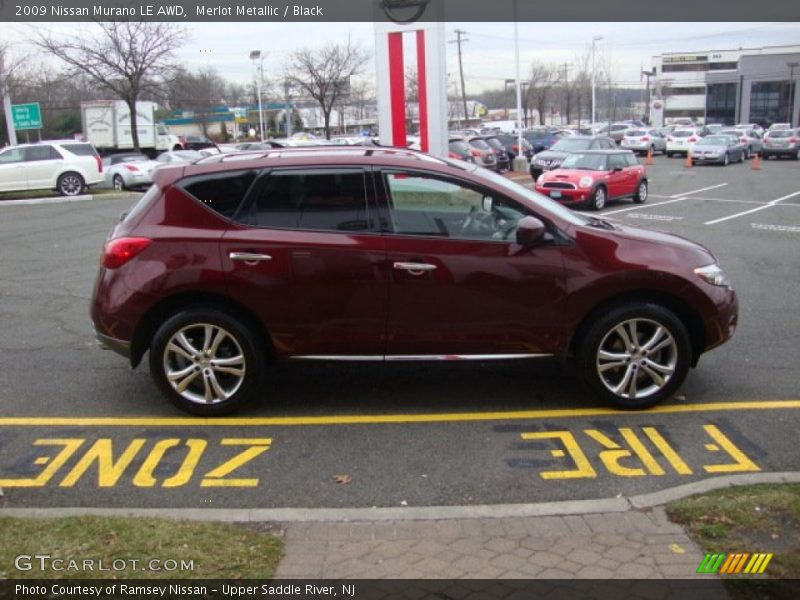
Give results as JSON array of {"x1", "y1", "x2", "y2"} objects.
[
  {"x1": 705, "y1": 124, "x2": 724, "y2": 135},
  {"x1": 666, "y1": 128, "x2": 706, "y2": 157},
  {"x1": 761, "y1": 128, "x2": 800, "y2": 159},
  {"x1": 595, "y1": 122, "x2": 637, "y2": 143},
  {"x1": 103, "y1": 153, "x2": 161, "y2": 190},
  {"x1": 529, "y1": 136, "x2": 617, "y2": 180},
  {"x1": 91, "y1": 146, "x2": 737, "y2": 415},
  {"x1": 534, "y1": 149, "x2": 647, "y2": 210},
  {"x1": 483, "y1": 136, "x2": 511, "y2": 171},
  {"x1": 734, "y1": 123, "x2": 765, "y2": 136},
  {"x1": 719, "y1": 128, "x2": 762, "y2": 158},
  {"x1": 767, "y1": 123, "x2": 791, "y2": 131},
  {"x1": 522, "y1": 128, "x2": 563, "y2": 153},
  {"x1": 155, "y1": 150, "x2": 205, "y2": 165},
  {"x1": 670, "y1": 118, "x2": 695, "y2": 127},
  {"x1": 0, "y1": 141, "x2": 103, "y2": 197},
  {"x1": 181, "y1": 136, "x2": 219, "y2": 151},
  {"x1": 465, "y1": 136, "x2": 497, "y2": 169},
  {"x1": 447, "y1": 136, "x2": 476, "y2": 163},
  {"x1": 494, "y1": 133, "x2": 534, "y2": 162},
  {"x1": 621, "y1": 128, "x2": 667, "y2": 155},
  {"x1": 688, "y1": 135, "x2": 747, "y2": 166}
]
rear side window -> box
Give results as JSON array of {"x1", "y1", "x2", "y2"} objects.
[
  {"x1": 609, "y1": 154, "x2": 627, "y2": 169},
  {"x1": 624, "y1": 154, "x2": 639, "y2": 167},
  {"x1": 60, "y1": 143, "x2": 98, "y2": 157},
  {"x1": 24, "y1": 145, "x2": 61, "y2": 161},
  {"x1": 239, "y1": 169, "x2": 369, "y2": 232},
  {"x1": 181, "y1": 170, "x2": 258, "y2": 219}
]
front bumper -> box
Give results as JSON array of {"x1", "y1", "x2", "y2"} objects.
[
  {"x1": 534, "y1": 185, "x2": 589, "y2": 205},
  {"x1": 95, "y1": 330, "x2": 131, "y2": 359}
]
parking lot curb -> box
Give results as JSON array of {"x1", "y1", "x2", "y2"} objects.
[
  {"x1": 3, "y1": 472, "x2": 798, "y2": 523},
  {"x1": 0, "y1": 192, "x2": 139, "y2": 207}
]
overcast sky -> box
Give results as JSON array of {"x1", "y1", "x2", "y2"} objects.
[{"x1": 6, "y1": 22, "x2": 800, "y2": 93}]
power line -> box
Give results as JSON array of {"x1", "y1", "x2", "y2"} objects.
[{"x1": 449, "y1": 29, "x2": 469, "y2": 123}]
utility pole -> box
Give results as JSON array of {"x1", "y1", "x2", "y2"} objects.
[
  {"x1": 591, "y1": 36, "x2": 603, "y2": 129},
  {"x1": 284, "y1": 80, "x2": 293, "y2": 137},
  {"x1": 788, "y1": 62, "x2": 798, "y2": 127},
  {"x1": 449, "y1": 29, "x2": 469, "y2": 129},
  {"x1": 642, "y1": 68, "x2": 656, "y2": 124}
]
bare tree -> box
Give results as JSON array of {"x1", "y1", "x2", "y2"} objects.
[
  {"x1": 526, "y1": 63, "x2": 556, "y2": 126},
  {"x1": 1, "y1": 42, "x2": 27, "y2": 146},
  {"x1": 34, "y1": 22, "x2": 184, "y2": 151},
  {"x1": 163, "y1": 66, "x2": 227, "y2": 136},
  {"x1": 285, "y1": 37, "x2": 369, "y2": 139}
]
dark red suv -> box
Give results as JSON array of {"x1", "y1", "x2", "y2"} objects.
[{"x1": 91, "y1": 147, "x2": 738, "y2": 415}]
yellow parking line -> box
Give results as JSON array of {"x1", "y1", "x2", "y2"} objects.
[{"x1": 0, "y1": 400, "x2": 797, "y2": 427}]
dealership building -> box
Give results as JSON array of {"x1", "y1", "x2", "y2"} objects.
[{"x1": 652, "y1": 45, "x2": 800, "y2": 126}]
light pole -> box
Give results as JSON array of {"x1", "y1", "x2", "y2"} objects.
[
  {"x1": 788, "y1": 62, "x2": 798, "y2": 127},
  {"x1": 249, "y1": 49, "x2": 265, "y2": 142},
  {"x1": 591, "y1": 36, "x2": 603, "y2": 130},
  {"x1": 283, "y1": 80, "x2": 293, "y2": 137},
  {"x1": 511, "y1": 1, "x2": 527, "y2": 172}
]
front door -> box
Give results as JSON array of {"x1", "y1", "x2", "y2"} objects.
[
  {"x1": 221, "y1": 167, "x2": 388, "y2": 358},
  {"x1": 379, "y1": 169, "x2": 566, "y2": 358},
  {"x1": 0, "y1": 147, "x2": 27, "y2": 192}
]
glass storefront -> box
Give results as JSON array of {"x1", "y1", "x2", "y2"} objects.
[
  {"x1": 706, "y1": 83, "x2": 737, "y2": 125},
  {"x1": 749, "y1": 81, "x2": 795, "y2": 126}
]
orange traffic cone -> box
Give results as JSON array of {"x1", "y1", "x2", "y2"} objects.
[
  {"x1": 751, "y1": 152, "x2": 761, "y2": 170},
  {"x1": 684, "y1": 153, "x2": 692, "y2": 168},
  {"x1": 645, "y1": 148, "x2": 655, "y2": 165}
]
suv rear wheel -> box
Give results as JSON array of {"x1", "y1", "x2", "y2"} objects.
[
  {"x1": 149, "y1": 307, "x2": 265, "y2": 416},
  {"x1": 577, "y1": 303, "x2": 691, "y2": 408},
  {"x1": 57, "y1": 172, "x2": 85, "y2": 196}
]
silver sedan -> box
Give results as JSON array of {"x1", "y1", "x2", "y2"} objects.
[
  {"x1": 689, "y1": 135, "x2": 746, "y2": 166},
  {"x1": 103, "y1": 153, "x2": 161, "y2": 191}
]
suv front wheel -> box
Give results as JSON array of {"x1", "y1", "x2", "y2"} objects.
[
  {"x1": 149, "y1": 307, "x2": 265, "y2": 416},
  {"x1": 577, "y1": 303, "x2": 691, "y2": 408}
]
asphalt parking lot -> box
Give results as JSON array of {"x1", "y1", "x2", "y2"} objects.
[{"x1": 0, "y1": 155, "x2": 798, "y2": 510}]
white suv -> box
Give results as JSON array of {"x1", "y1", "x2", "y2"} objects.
[{"x1": 0, "y1": 141, "x2": 104, "y2": 197}]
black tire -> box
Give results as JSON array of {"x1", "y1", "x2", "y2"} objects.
[
  {"x1": 722, "y1": 153, "x2": 729, "y2": 167},
  {"x1": 744, "y1": 146, "x2": 751, "y2": 159},
  {"x1": 739, "y1": 151, "x2": 745, "y2": 163},
  {"x1": 666, "y1": 152, "x2": 674, "y2": 158},
  {"x1": 794, "y1": 149, "x2": 800, "y2": 161},
  {"x1": 633, "y1": 179, "x2": 648, "y2": 204},
  {"x1": 576, "y1": 302, "x2": 692, "y2": 409},
  {"x1": 149, "y1": 307, "x2": 266, "y2": 416},
  {"x1": 57, "y1": 172, "x2": 85, "y2": 197},
  {"x1": 112, "y1": 174, "x2": 125, "y2": 191},
  {"x1": 589, "y1": 185, "x2": 607, "y2": 211}
]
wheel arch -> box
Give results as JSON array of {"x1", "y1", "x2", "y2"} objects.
[
  {"x1": 567, "y1": 289, "x2": 705, "y2": 367},
  {"x1": 130, "y1": 291, "x2": 274, "y2": 368}
]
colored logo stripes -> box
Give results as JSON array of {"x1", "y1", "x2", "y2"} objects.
[{"x1": 697, "y1": 552, "x2": 773, "y2": 574}]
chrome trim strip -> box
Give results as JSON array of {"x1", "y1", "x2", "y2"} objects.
[
  {"x1": 393, "y1": 262, "x2": 437, "y2": 273},
  {"x1": 229, "y1": 252, "x2": 272, "y2": 263},
  {"x1": 291, "y1": 354, "x2": 553, "y2": 362}
]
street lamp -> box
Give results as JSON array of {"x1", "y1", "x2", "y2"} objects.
[
  {"x1": 591, "y1": 36, "x2": 603, "y2": 129},
  {"x1": 249, "y1": 49, "x2": 265, "y2": 142},
  {"x1": 788, "y1": 62, "x2": 798, "y2": 127}
]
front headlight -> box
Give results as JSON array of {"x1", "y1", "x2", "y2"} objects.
[
  {"x1": 694, "y1": 264, "x2": 731, "y2": 288},
  {"x1": 579, "y1": 176, "x2": 593, "y2": 189}
]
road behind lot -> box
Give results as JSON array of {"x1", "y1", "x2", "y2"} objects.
[{"x1": 0, "y1": 157, "x2": 798, "y2": 510}]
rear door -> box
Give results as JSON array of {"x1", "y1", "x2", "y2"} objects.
[
  {"x1": 606, "y1": 154, "x2": 634, "y2": 198},
  {"x1": 221, "y1": 166, "x2": 388, "y2": 358},
  {"x1": 23, "y1": 145, "x2": 62, "y2": 190}
]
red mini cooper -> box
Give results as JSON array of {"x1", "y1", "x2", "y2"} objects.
[
  {"x1": 91, "y1": 147, "x2": 736, "y2": 416},
  {"x1": 534, "y1": 150, "x2": 648, "y2": 210}
]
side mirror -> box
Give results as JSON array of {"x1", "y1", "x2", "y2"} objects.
[
  {"x1": 516, "y1": 216, "x2": 547, "y2": 246},
  {"x1": 613, "y1": 166, "x2": 623, "y2": 172}
]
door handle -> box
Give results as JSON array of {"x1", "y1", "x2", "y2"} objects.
[
  {"x1": 393, "y1": 262, "x2": 437, "y2": 276},
  {"x1": 229, "y1": 252, "x2": 272, "y2": 265}
]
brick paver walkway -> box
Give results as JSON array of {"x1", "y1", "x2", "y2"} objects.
[{"x1": 275, "y1": 507, "x2": 713, "y2": 580}]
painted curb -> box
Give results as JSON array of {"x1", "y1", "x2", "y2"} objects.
[
  {"x1": 2, "y1": 472, "x2": 798, "y2": 523},
  {"x1": 0, "y1": 192, "x2": 139, "y2": 207}
]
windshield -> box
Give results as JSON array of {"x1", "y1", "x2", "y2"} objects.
[
  {"x1": 474, "y1": 167, "x2": 586, "y2": 227},
  {"x1": 469, "y1": 139, "x2": 491, "y2": 150},
  {"x1": 626, "y1": 130, "x2": 647, "y2": 137},
  {"x1": 560, "y1": 153, "x2": 608, "y2": 170},
  {"x1": 768, "y1": 131, "x2": 793, "y2": 138},
  {"x1": 550, "y1": 138, "x2": 592, "y2": 151},
  {"x1": 671, "y1": 130, "x2": 694, "y2": 138}
]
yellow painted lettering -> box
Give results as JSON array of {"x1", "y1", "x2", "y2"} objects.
[
  {"x1": 641, "y1": 426, "x2": 693, "y2": 475},
  {"x1": 702, "y1": 424, "x2": 760, "y2": 473},
  {"x1": 520, "y1": 431, "x2": 596, "y2": 479},
  {"x1": 59, "y1": 439, "x2": 146, "y2": 487},
  {"x1": 200, "y1": 438, "x2": 271, "y2": 487},
  {"x1": 162, "y1": 439, "x2": 208, "y2": 488},
  {"x1": 0, "y1": 439, "x2": 84, "y2": 487},
  {"x1": 132, "y1": 439, "x2": 180, "y2": 487}
]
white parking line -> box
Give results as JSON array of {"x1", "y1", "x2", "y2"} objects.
[
  {"x1": 669, "y1": 183, "x2": 729, "y2": 198},
  {"x1": 751, "y1": 223, "x2": 800, "y2": 233},
  {"x1": 705, "y1": 190, "x2": 800, "y2": 225},
  {"x1": 603, "y1": 197, "x2": 688, "y2": 216}
]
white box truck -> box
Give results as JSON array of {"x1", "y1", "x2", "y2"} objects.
[{"x1": 80, "y1": 100, "x2": 182, "y2": 156}]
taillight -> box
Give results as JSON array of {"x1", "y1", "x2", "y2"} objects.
[
  {"x1": 470, "y1": 148, "x2": 481, "y2": 157},
  {"x1": 513, "y1": 145, "x2": 520, "y2": 152},
  {"x1": 790, "y1": 138, "x2": 798, "y2": 144},
  {"x1": 641, "y1": 136, "x2": 650, "y2": 142},
  {"x1": 124, "y1": 165, "x2": 140, "y2": 172},
  {"x1": 740, "y1": 137, "x2": 747, "y2": 143},
  {"x1": 448, "y1": 151, "x2": 460, "y2": 159},
  {"x1": 688, "y1": 137, "x2": 697, "y2": 143},
  {"x1": 95, "y1": 155, "x2": 102, "y2": 173},
  {"x1": 103, "y1": 237, "x2": 152, "y2": 269}
]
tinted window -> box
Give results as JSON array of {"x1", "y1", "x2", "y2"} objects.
[
  {"x1": 111, "y1": 154, "x2": 148, "y2": 165},
  {"x1": 182, "y1": 170, "x2": 258, "y2": 219},
  {"x1": 609, "y1": 154, "x2": 628, "y2": 169},
  {"x1": 24, "y1": 146, "x2": 59, "y2": 161},
  {"x1": 624, "y1": 154, "x2": 639, "y2": 167},
  {"x1": 627, "y1": 130, "x2": 647, "y2": 137},
  {"x1": 242, "y1": 170, "x2": 369, "y2": 232},
  {"x1": 561, "y1": 153, "x2": 608, "y2": 170},
  {"x1": 60, "y1": 143, "x2": 97, "y2": 157},
  {"x1": 469, "y1": 139, "x2": 491, "y2": 150}
]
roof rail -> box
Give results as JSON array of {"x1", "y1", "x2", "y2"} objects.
[{"x1": 195, "y1": 145, "x2": 449, "y2": 165}]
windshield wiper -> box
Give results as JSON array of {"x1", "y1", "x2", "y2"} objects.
[{"x1": 585, "y1": 216, "x2": 616, "y2": 230}]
